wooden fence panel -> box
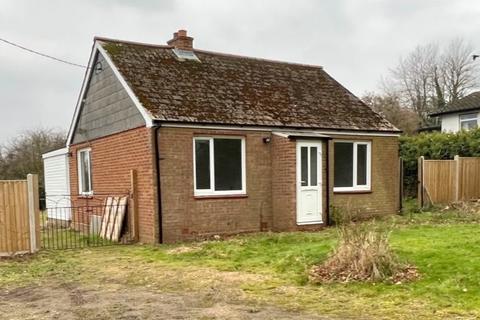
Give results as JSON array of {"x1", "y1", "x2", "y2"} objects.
[
  {"x1": 0, "y1": 175, "x2": 39, "y2": 256},
  {"x1": 423, "y1": 160, "x2": 457, "y2": 204},
  {"x1": 420, "y1": 157, "x2": 480, "y2": 206},
  {"x1": 458, "y1": 157, "x2": 480, "y2": 201}
]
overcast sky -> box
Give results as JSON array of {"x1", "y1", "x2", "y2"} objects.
[{"x1": 1, "y1": 0, "x2": 480, "y2": 144}]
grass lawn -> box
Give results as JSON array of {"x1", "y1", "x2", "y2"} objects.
[{"x1": 2, "y1": 202, "x2": 480, "y2": 319}]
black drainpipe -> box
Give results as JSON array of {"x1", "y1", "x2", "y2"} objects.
[
  {"x1": 325, "y1": 138, "x2": 331, "y2": 226},
  {"x1": 153, "y1": 122, "x2": 163, "y2": 243}
]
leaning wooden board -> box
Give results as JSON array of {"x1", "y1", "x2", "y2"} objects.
[
  {"x1": 99, "y1": 196, "x2": 128, "y2": 242},
  {"x1": 104, "y1": 197, "x2": 119, "y2": 240},
  {"x1": 111, "y1": 197, "x2": 128, "y2": 242},
  {"x1": 99, "y1": 197, "x2": 113, "y2": 239}
]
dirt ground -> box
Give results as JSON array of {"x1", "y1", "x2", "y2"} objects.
[{"x1": 0, "y1": 281, "x2": 328, "y2": 320}]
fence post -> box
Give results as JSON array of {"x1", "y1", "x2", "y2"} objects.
[
  {"x1": 399, "y1": 157, "x2": 403, "y2": 211},
  {"x1": 27, "y1": 174, "x2": 40, "y2": 253},
  {"x1": 418, "y1": 156, "x2": 424, "y2": 208},
  {"x1": 130, "y1": 170, "x2": 139, "y2": 242},
  {"x1": 454, "y1": 155, "x2": 460, "y2": 202}
]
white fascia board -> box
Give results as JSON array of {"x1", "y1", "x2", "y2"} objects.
[
  {"x1": 66, "y1": 43, "x2": 97, "y2": 146},
  {"x1": 273, "y1": 131, "x2": 330, "y2": 139},
  {"x1": 96, "y1": 43, "x2": 153, "y2": 128},
  {"x1": 161, "y1": 123, "x2": 400, "y2": 137},
  {"x1": 66, "y1": 41, "x2": 153, "y2": 146},
  {"x1": 42, "y1": 147, "x2": 69, "y2": 159}
]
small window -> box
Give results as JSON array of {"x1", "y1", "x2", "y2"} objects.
[
  {"x1": 172, "y1": 48, "x2": 200, "y2": 62},
  {"x1": 334, "y1": 141, "x2": 371, "y2": 192},
  {"x1": 193, "y1": 137, "x2": 246, "y2": 196},
  {"x1": 77, "y1": 148, "x2": 92, "y2": 195},
  {"x1": 460, "y1": 113, "x2": 478, "y2": 131}
]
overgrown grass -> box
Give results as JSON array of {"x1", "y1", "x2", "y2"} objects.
[
  {"x1": 135, "y1": 231, "x2": 336, "y2": 285},
  {"x1": 2, "y1": 203, "x2": 480, "y2": 318}
]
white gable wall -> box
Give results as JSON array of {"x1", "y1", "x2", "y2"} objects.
[
  {"x1": 42, "y1": 148, "x2": 71, "y2": 220},
  {"x1": 440, "y1": 114, "x2": 460, "y2": 132},
  {"x1": 441, "y1": 111, "x2": 480, "y2": 133}
]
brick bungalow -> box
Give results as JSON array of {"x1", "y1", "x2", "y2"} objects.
[{"x1": 64, "y1": 30, "x2": 401, "y2": 243}]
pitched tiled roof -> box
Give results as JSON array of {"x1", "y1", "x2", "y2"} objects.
[
  {"x1": 430, "y1": 91, "x2": 480, "y2": 117},
  {"x1": 98, "y1": 38, "x2": 399, "y2": 132}
]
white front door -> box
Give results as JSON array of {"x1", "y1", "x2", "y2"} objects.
[{"x1": 296, "y1": 141, "x2": 323, "y2": 225}]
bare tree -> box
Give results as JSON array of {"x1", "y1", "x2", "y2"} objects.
[
  {"x1": 383, "y1": 38, "x2": 479, "y2": 125},
  {"x1": 362, "y1": 92, "x2": 421, "y2": 135},
  {"x1": 442, "y1": 38, "x2": 478, "y2": 103},
  {"x1": 0, "y1": 128, "x2": 66, "y2": 198},
  {"x1": 384, "y1": 43, "x2": 439, "y2": 124}
]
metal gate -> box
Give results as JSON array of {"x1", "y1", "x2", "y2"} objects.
[{"x1": 41, "y1": 194, "x2": 132, "y2": 249}]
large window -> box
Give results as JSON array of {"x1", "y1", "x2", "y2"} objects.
[
  {"x1": 334, "y1": 141, "x2": 371, "y2": 192},
  {"x1": 460, "y1": 113, "x2": 478, "y2": 131},
  {"x1": 193, "y1": 137, "x2": 246, "y2": 196},
  {"x1": 77, "y1": 148, "x2": 92, "y2": 195}
]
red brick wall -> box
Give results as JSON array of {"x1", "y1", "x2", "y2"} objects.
[
  {"x1": 330, "y1": 135, "x2": 400, "y2": 218},
  {"x1": 271, "y1": 135, "x2": 295, "y2": 230},
  {"x1": 271, "y1": 135, "x2": 328, "y2": 231},
  {"x1": 69, "y1": 126, "x2": 158, "y2": 243},
  {"x1": 158, "y1": 129, "x2": 399, "y2": 242},
  {"x1": 158, "y1": 127, "x2": 272, "y2": 243},
  {"x1": 68, "y1": 125, "x2": 399, "y2": 244}
]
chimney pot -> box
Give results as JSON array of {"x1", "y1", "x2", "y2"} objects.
[{"x1": 167, "y1": 29, "x2": 193, "y2": 50}]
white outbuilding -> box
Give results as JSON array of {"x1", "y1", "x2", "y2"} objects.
[{"x1": 42, "y1": 147, "x2": 71, "y2": 221}]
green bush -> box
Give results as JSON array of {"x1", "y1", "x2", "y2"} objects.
[{"x1": 400, "y1": 128, "x2": 480, "y2": 196}]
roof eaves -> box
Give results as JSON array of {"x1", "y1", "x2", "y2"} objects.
[
  {"x1": 153, "y1": 119, "x2": 402, "y2": 134},
  {"x1": 273, "y1": 131, "x2": 332, "y2": 139},
  {"x1": 429, "y1": 106, "x2": 480, "y2": 117}
]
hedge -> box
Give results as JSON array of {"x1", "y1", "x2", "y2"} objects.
[{"x1": 400, "y1": 128, "x2": 480, "y2": 197}]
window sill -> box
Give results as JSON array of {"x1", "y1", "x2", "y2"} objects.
[
  {"x1": 297, "y1": 220, "x2": 324, "y2": 226},
  {"x1": 78, "y1": 193, "x2": 94, "y2": 199},
  {"x1": 333, "y1": 190, "x2": 372, "y2": 194},
  {"x1": 194, "y1": 194, "x2": 248, "y2": 200}
]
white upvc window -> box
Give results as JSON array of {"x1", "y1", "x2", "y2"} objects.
[
  {"x1": 333, "y1": 141, "x2": 371, "y2": 192},
  {"x1": 77, "y1": 148, "x2": 93, "y2": 195},
  {"x1": 459, "y1": 113, "x2": 478, "y2": 131},
  {"x1": 193, "y1": 136, "x2": 246, "y2": 196}
]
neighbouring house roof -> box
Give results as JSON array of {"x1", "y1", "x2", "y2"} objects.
[
  {"x1": 96, "y1": 38, "x2": 399, "y2": 132},
  {"x1": 430, "y1": 91, "x2": 480, "y2": 117},
  {"x1": 416, "y1": 125, "x2": 441, "y2": 133}
]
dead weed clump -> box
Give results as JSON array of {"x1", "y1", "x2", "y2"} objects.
[
  {"x1": 310, "y1": 207, "x2": 419, "y2": 284},
  {"x1": 443, "y1": 200, "x2": 480, "y2": 218}
]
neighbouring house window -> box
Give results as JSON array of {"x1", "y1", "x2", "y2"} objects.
[
  {"x1": 459, "y1": 113, "x2": 478, "y2": 130},
  {"x1": 193, "y1": 137, "x2": 246, "y2": 196},
  {"x1": 334, "y1": 141, "x2": 371, "y2": 192},
  {"x1": 77, "y1": 148, "x2": 92, "y2": 195}
]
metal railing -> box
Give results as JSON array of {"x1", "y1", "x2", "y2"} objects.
[{"x1": 41, "y1": 194, "x2": 131, "y2": 249}]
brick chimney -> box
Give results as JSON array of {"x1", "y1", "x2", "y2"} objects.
[{"x1": 167, "y1": 29, "x2": 193, "y2": 50}]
